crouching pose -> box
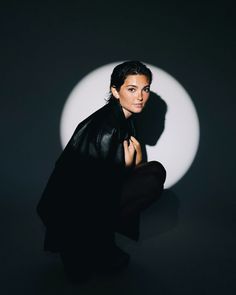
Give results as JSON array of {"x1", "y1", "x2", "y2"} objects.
[{"x1": 37, "y1": 60, "x2": 166, "y2": 283}]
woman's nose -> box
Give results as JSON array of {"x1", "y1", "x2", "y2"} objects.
[{"x1": 137, "y1": 91, "x2": 143, "y2": 101}]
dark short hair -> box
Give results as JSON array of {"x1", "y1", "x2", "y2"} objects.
[{"x1": 107, "y1": 60, "x2": 152, "y2": 103}]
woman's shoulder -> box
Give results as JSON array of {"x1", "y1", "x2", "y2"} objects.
[
  {"x1": 89, "y1": 102, "x2": 121, "y2": 134},
  {"x1": 55, "y1": 102, "x2": 123, "y2": 165},
  {"x1": 68, "y1": 103, "x2": 118, "y2": 148}
]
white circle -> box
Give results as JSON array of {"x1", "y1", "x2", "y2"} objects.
[{"x1": 60, "y1": 62, "x2": 200, "y2": 189}]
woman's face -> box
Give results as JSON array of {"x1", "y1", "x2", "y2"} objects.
[{"x1": 111, "y1": 74, "x2": 150, "y2": 118}]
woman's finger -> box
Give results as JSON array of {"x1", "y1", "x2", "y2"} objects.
[
  {"x1": 130, "y1": 136, "x2": 138, "y2": 143},
  {"x1": 130, "y1": 136, "x2": 140, "y2": 146},
  {"x1": 123, "y1": 139, "x2": 128, "y2": 150},
  {"x1": 130, "y1": 136, "x2": 142, "y2": 166},
  {"x1": 130, "y1": 136, "x2": 141, "y2": 150},
  {"x1": 123, "y1": 139, "x2": 135, "y2": 167},
  {"x1": 128, "y1": 139, "x2": 135, "y2": 152}
]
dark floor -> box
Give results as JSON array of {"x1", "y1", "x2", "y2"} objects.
[{"x1": 1, "y1": 189, "x2": 235, "y2": 295}]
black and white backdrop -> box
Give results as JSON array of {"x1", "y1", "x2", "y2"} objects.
[{"x1": 0, "y1": 1, "x2": 235, "y2": 294}]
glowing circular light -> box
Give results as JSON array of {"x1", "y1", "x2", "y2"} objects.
[{"x1": 60, "y1": 62, "x2": 200, "y2": 188}]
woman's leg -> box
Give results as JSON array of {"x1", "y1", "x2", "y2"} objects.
[{"x1": 117, "y1": 161, "x2": 166, "y2": 240}]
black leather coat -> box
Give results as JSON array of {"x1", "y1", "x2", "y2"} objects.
[{"x1": 37, "y1": 99, "x2": 137, "y2": 252}]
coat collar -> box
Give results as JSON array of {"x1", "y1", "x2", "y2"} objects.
[
  {"x1": 108, "y1": 99, "x2": 136, "y2": 139},
  {"x1": 109, "y1": 99, "x2": 127, "y2": 125}
]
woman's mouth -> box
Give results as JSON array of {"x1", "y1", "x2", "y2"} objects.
[{"x1": 134, "y1": 103, "x2": 143, "y2": 108}]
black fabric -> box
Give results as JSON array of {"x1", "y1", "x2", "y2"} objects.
[
  {"x1": 59, "y1": 161, "x2": 166, "y2": 279},
  {"x1": 36, "y1": 100, "x2": 166, "y2": 253},
  {"x1": 117, "y1": 161, "x2": 166, "y2": 240},
  {"x1": 37, "y1": 100, "x2": 136, "y2": 252}
]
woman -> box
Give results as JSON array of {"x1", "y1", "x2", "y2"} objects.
[{"x1": 37, "y1": 61, "x2": 166, "y2": 283}]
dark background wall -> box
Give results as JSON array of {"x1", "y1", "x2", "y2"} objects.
[{"x1": 1, "y1": 1, "x2": 235, "y2": 294}]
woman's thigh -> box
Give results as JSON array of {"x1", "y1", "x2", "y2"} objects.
[{"x1": 120, "y1": 161, "x2": 166, "y2": 210}]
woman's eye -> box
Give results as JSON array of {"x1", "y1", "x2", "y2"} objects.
[
  {"x1": 128, "y1": 88, "x2": 136, "y2": 92},
  {"x1": 144, "y1": 87, "x2": 150, "y2": 93}
]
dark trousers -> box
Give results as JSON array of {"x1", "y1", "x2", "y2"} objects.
[
  {"x1": 60, "y1": 160, "x2": 166, "y2": 276},
  {"x1": 117, "y1": 160, "x2": 166, "y2": 240}
]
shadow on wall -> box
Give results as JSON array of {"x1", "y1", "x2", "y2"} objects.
[
  {"x1": 133, "y1": 93, "x2": 178, "y2": 240},
  {"x1": 133, "y1": 91, "x2": 167, "y2": 162}
]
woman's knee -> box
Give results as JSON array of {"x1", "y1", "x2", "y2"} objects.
[{"x1": 144, "y1": 161, "x2": 166, "y2": 184}]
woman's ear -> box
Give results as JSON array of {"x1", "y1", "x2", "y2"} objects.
[{"x1": 111, "y1": 86, "x2": 119, "y2": 99}]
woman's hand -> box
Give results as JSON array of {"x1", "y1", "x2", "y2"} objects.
[
  {"x1": 123, "y1": 136, "x2": 142, "y2": 167},
  {"x1": 130, "y1": 136, "x2": 142, "y2": 166},
  {"x1": 123, "y1": 139, "x2": 135, "y2": 167}
]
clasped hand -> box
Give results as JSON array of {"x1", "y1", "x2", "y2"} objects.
[{"x1": 123, "y1": 136, "x2": 142, "y2": 167}]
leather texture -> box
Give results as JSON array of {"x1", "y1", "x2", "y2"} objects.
[
  {"x1": 57, "y1": 99, "x2": 136, "y2": 168},
  {"x1": 37, "y1": 99, "x2": 137, "y2": 252}
]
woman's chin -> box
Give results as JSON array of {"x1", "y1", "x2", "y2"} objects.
[{"x1": 132, "y1": 107, "x2": 144, "y2": 113}]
